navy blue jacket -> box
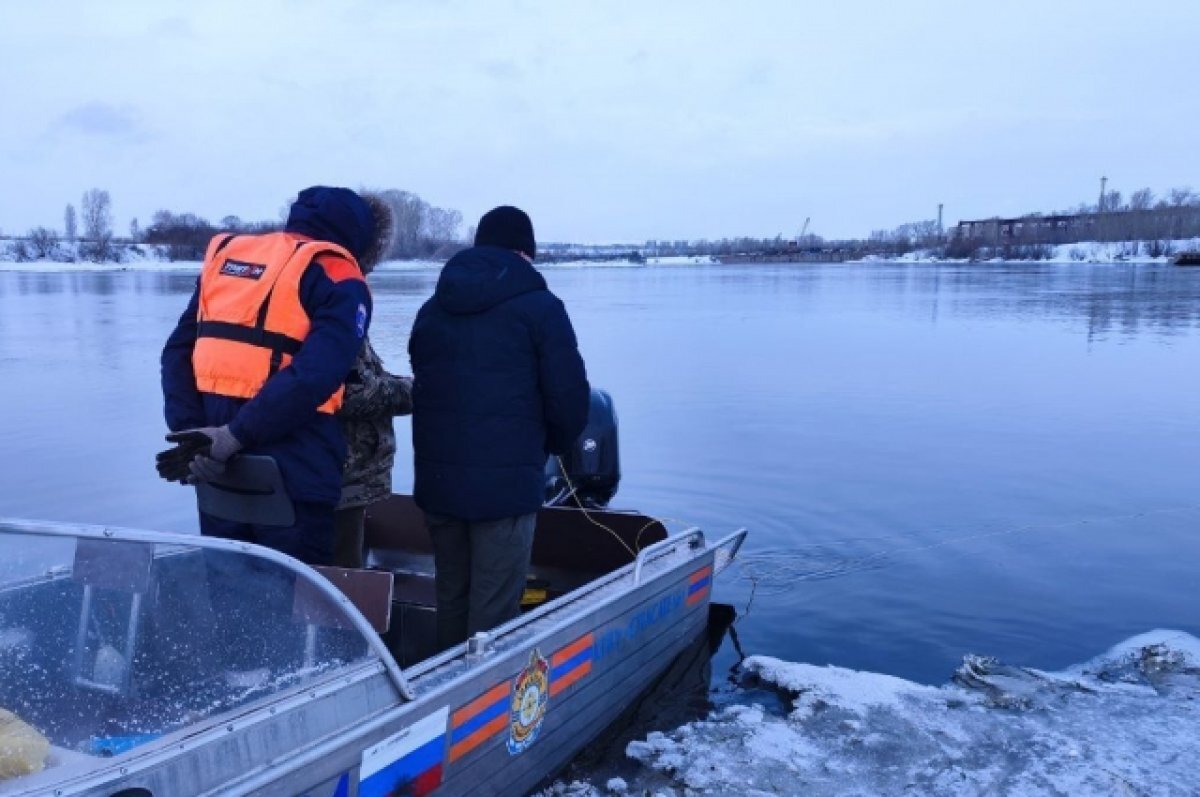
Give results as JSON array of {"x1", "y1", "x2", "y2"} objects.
[
  {"x1": 161, "y1": 251, "x2": 371, "y2": 506},
  {"x1": 409, "y1": 246, "x2": 590, "y2": 520}
]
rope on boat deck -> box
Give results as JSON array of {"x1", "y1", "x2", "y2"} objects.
[{"x1": 554, "y1": 459, "x2": 697, "y2": 559}]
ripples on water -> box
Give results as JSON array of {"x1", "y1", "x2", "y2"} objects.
[{"x1": 1, "y1": 262, "x2": 1199, "y2": 684}]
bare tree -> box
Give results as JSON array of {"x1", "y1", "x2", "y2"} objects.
[
  {"x1": 28, "y1": 227, "x2": 60, "y2": 259},
  {"x1": 64, "y1": 204, "x2": 77, "y2": 242},
  {"x1": 80, "y1": 188, "x2": 114, "y2": 261},
  {"x1": 130, "y1": 217, "x2": 140, "y2": 241},
  {"x1": 220, "y1": 215, "x2": 243, "y2": 231},
  {"x1": 377, "y1": 190, "x2": 427, "y2": 258},
  {"x1": 1128, "y1": 188, "x2": 1154, "y2": 211},
  {"x1": 1168, "y1": 187, "x2": 1194, "y2": 207},
  {"x1": 424, "y1": 207, "x2": 463, "y2": 245}
]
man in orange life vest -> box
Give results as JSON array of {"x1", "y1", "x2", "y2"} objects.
[{"x1": 161, "y1": 187, "x2": 388, "y2": 565}]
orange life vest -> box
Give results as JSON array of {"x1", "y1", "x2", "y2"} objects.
[{"x1": 193, "y1": 232, "x2": 364, "y2": 414}]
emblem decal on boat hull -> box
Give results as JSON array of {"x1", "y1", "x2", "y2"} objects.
[{"x1": 508, "y1": 648, "x2": 550, "y2": 755}]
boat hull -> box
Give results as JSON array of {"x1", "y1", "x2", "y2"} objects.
[
  {"x1": 0, "y1": 519, "x2": 739, "y2": 797},
  {"x1": 219, "y1": 554, "x2": 714, "y2": 797}
]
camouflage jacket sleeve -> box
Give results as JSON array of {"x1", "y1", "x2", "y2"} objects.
[{"x1": 339, "y1": 340, "x2": 414, "y2": 421}]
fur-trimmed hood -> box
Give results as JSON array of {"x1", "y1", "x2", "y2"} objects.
[
  {"x1": 358, "y1": 192, "x2": 395, "y2": 273},
  {"x1": 283, "y1": 186, "x2": 394, "y2": 273}
]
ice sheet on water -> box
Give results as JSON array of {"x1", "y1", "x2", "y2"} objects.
[{"x1": 542, "y1": 629, "x2": 1200, "y2": 796}]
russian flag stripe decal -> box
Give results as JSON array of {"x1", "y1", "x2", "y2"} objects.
[{"x1": 360, "y1": 707, "x2": 447, "y2": 797}]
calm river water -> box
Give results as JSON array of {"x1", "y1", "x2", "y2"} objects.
[{"x1": 1, "y1": 261, "x2": 1198, "y2": 685}]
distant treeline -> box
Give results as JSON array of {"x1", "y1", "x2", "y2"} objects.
[
  {"x1": 641, "y1": 234, "x2": 828, "y2": 258},
  {"x1": 0, "y1": 187, "x2": 466, "y2": 264},
  {"x1": 141, "y1": 187, "x2": 466, "y2": 261},
  {"x1": 7, "y1": 183, "x2": 1200, "y2": 266}
]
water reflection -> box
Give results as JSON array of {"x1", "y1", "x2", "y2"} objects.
[{"x1": 1, "y1": 262, "x2": 1198, "y2": 684}]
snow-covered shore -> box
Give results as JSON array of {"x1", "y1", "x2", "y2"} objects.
[
  {"x1": 3, "y1": 242, "x2": 1196, "y2": 272},
  {"x1": 546, "y1": 630, "x2": 1200, "y2": 796},
  {"x1": 860, "y1": 237, "x2": 1200, "y2": 265}
]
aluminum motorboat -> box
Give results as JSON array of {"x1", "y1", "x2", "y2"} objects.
[{"x1": 0, "y1": 498, "x2": 744, "y2": 796}]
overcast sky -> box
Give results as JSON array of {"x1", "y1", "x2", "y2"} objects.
[{"x1": 1, "y1": 0, "x2": 1195, "y2": 243}]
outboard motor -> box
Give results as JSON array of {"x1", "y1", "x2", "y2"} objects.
[{"x1": 544, "y1": 388, "x2": 620, "y2": 508}]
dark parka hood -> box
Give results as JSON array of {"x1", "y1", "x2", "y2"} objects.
[
  {"x1": 434, "y1": 245, "x2": 548, "y2": 315},
  {"x1": 284, "y1": 186, "x2": 394, "y2": 269}
]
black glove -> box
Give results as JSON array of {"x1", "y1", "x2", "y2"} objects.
[
  {"x1": 157, "y1": 427, "x2": 244, "y2": 484},
  {"x1": 155, "y1": 431, "x2": 212, "y2": 484}
]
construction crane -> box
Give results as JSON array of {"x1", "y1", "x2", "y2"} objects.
[{"x1": 796, "y1": 217, "x2": 810, "y2": 247}]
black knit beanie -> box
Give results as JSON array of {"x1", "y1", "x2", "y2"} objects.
[{"x1": 474, "y1": 206, "x2": 536, "y2": 261}]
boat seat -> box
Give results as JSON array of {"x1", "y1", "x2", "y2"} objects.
[
  {"x1": 291, "y1": 566, "x2": 396, "y2": 670},
  {"x1": 69, "y1": 539, "x2": 155, "y2": 697},
  {"x1": 293, "y1": 566, "x2": 394, "y2": 633},
  {"x1": 364, "y1": 495, "x2": 671, "y2": 579},
  {"x1": 391, "y1": 571, "x2": 437, "y2": 608}
]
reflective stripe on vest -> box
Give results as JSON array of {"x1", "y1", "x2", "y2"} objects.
[{"x1": 193, "y1": 232, "x2": 362, "y2": 414}]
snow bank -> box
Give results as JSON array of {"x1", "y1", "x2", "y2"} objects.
[
  {"x1": 859, "y1": 238, "x2": 1200, "y2": 264},
  {"x1": 372, "y1": 259, "x2": 442, "y2": 271},
  {"x1": 543, "y1": 630, "x2": 1200, "y2": 796},
  {"x1": 644, "y1": 256, "x2": 719, "y2": 266},
  {"x1": 1042, "y1": 238, "x2": 1200, "y2": 263},
  {"x1": 0, "y1": 260, "x2": 200, "y2": 273},
  {"x1": 0, "y1": 239, "x2": 201, "y2": 272},
  {"x1": 541, "y1": 259, "x2": 644, "y2": 269}
]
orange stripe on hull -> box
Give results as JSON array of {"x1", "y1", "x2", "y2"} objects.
[
  {"x1": 448, "y1": 713, "x2": 509, "y2": 762},
  {"x1": 686, "y1": 586, "x2": 710, "y2": 606},
  {"x1": 550, "y1": 660, "x2": 592, "y2": 697},
  {"x1": 452, "y1": 682, "x2": 508, "y2": 728},
  {"x1": 551, "y1": 633, "x2": 594, "y2": 666},
  {"x1": 689, "y1": 564, "x2": 713, "y2": 583}
]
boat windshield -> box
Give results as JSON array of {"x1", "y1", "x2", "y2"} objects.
[{"x1": 0, "y1": 524, "x2": 378, "y2": 781}]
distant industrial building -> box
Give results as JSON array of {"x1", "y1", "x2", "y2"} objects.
[{"x1": 955, "y1": 214, "x2": 1096, "y2": 242}]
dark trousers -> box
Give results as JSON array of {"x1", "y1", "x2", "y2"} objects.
[
  {"x1": 199, "y1": 500, "x2": 336, "y2": 566},
  {"x1": 332, "y1": 505, "x2": 368, "y2": 569},
  {"x1": 426, "y1": 512, "x2": 536, "y2": 650}
]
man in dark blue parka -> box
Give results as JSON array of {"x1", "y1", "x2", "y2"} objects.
[
  {"x1": 161, "y1": 187, "x2": 384, "y2": 565},
  {"x1": 409, "y1": 206, "x2": 590, "y2": 647}
]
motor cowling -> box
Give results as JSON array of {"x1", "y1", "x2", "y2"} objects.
[{"x1": 544, "y1": 388, "x2": 620, "y2": 508}]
